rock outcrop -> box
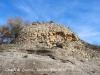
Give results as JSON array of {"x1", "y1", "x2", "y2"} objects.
[
  {"x1": 16, "y1": 22, "x2": 80, "y2": 48},
  {"x1": 0, "y1": 51, "x2": 100, "y2": 75}
]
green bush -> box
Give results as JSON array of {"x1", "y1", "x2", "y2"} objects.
[{"x1": 11, "y1": 25, "x2": 22, "y2": 38}]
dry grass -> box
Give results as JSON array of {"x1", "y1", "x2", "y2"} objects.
[{"x1": 0, "y1": 44, "x2": 17, "y2": 50}]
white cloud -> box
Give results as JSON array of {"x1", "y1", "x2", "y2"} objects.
[
  {"x1": 74, "y1": 26, "x2": 100, "y2": 44},
  {"x1": 13, "y1": 0, "x2": 38, "y2": 21},
  {"x1": 10, "y1": 0, "x2": 100, "y2": 44}
]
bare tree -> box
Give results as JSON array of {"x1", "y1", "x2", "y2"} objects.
[
  {"x1": 0, "y1": 16, "x2": 30, "y2": 44},
  {"x1": 7, "y1": 16, "x2": 23, "y2": 27},
  {"x1": 24, "y1": 20, "x2": 30, "y2": 26},
  {"x1": 0, "y1": 26, "x2": 11, "y2": 43}
]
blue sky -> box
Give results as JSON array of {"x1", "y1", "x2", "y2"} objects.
[{"x1": 0, "y1": 0, "x2": 100, "y2": 45}]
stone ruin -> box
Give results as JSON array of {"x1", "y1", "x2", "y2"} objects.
[
  {"x1": 1, "y1": 22, "x2": 100, "y2": 75},
  {"x1": 16, "y1": 21, "x2": 81, "y2": 48}
]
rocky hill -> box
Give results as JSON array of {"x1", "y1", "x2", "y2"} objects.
[
  {"x1": 0, "y1": 21, "x2": 100, "y2": 75},
  {"x1": 16, "y1": 21, "x2": 80, "y2": 48}
]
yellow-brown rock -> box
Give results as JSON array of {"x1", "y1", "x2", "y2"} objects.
[{"x1": 16, "y1": 22, "x2": 80, "y2": 48}]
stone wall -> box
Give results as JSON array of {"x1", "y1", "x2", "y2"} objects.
[
  {"x1": 16, "y1": 22, "x2": 80, "y2": 48},
  {"x1": 14, "y1": 21, "x2": 100, "y2": 58}
]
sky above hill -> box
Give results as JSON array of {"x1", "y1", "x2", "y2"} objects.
[{"x1": 0, "y1": 0, "x2": 100, "y2": 45}]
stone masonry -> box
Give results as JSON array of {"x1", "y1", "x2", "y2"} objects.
[{"x1": 16, "y1": 22, "x2": 80, "y2": 48}]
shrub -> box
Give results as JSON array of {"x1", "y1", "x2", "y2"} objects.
[
  {"x1": 0, "y1": 26, "x2": 12, "y2": 43},
  {"x1": 0, "y1": 16, "x2": 30, "y2": 44}
]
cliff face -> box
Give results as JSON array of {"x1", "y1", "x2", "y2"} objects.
[{"x1": 0, "y1": 22, "x2": 100, "y2": 75}]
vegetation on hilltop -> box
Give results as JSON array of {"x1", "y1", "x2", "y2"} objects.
[
  {"x1": 0, "y1": 16, "x2": 99, "y2": 52},
  {"x1": 0, "y1": 16, "x2": 30, "y2": 44}
]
